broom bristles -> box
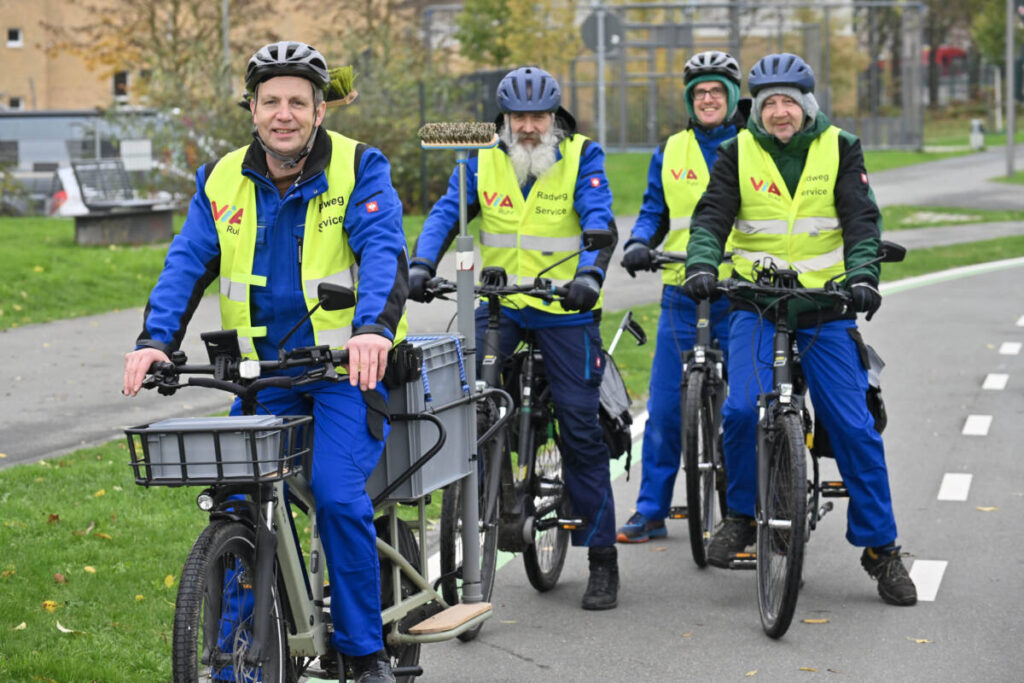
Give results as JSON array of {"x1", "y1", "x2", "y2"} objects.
[{"x1": 419, "y1": 122, "x2": 499, "y2": 149}]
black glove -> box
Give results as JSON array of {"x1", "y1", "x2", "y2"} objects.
[
  {"x1": 848, "y1": 278, "x2": 882, "y2": 321},
  {"x1": 563, "y1": 274, "x2": 601, "y2": 313},
  {"x1": 407, "y1": 264, "x2": 433, "y2": 303},
  {"x1": 681, "y1": 266, "x2": 717, "y2": 301},
  {"x1": 620, "y1": 241, "x2": 652, "y2": 278}
]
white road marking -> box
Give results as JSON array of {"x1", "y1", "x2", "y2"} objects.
[
  {"x1": 909, "y1": 559, "x2": 947, "y2": 602},
  {"x1": 962, "y1": 414, "x2": 992, "y2": 436},
  {"x1": 982, "y1": 373, "x2": 1009, "y2": 390},
  {"x1": 937, "y1": 473, "x2": 972, "y2": 501},
  {"x1": 999, "y1": 341, "x2": 1022, "y2": 355}
]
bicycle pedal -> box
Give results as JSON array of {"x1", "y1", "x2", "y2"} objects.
[
  {"x1": 821, "y1": 481, "x2": 849, "y2": 497},
  {"x1": 668, "y1": 506, "x2": 688, "y2": 519},
  {"x1": 729, "y1": 552, "x2": 757, "y2": 570},
  {"x1": 394, "y1": 666, "x2": 425, "y2": 677},
  {"x1": 557, "y1": 517, "x2": 585, "y2": 530}
]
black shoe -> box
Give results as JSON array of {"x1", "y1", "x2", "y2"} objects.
[
  {"x1": 582, "y1": 546, "x2": 619, "y2": 610},
  {"x1": 350, "y1": 649, "x2": 396, "y2": 683},
  {"x1": 707, "y1": 516, "x2": 756, "y2": 568},
  {"x1": 861, "y1": 546, "x2": 918, "y2": 606}
]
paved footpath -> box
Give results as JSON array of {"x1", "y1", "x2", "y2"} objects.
[{"x1": 1, "y1": 146, "x2": 1021, "y2": 468}]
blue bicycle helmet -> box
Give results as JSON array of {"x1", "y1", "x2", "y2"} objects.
[
  {"x1": 748, "y1": 53, "x2": 815, "y2": 95},
  {"x1": 496, "y1": 67, "x2": 561, "y2": 113}
]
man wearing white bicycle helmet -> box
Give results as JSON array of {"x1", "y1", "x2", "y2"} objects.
[
  {"x1": 616, "y1": 50, "x2": 749, "y2": 545},
  {"x1": 683, "y1": 52, "x2": 917, "y2": 607},
  {"x1": 123, "y1": 40, "x2": 408, "y2": 681},
  {"x1": 410, "y1": 66, "x2": 623, "y2": 611}
]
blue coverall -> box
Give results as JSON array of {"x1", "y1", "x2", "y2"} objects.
[
  {"x1": 625, "y1": 124, "x2": 735, "y2": 522},
  {"x1": 136, "y1": 129, "x2": 407, "y2": 657},
  {"x1": 413, "y1": 134, "x2": 620, "y2": 546}
]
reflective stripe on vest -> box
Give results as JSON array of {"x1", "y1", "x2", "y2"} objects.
[
  {"x1": 733, "y1": 127, "x2": 842, "y2": 287},
  {"x1": 204, "y1": 131, "x2": 402, "y2": 359},
  {"x1": 477, "y1": 134, "x2": 598, "y2": 314}
]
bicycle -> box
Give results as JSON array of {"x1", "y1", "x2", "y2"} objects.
[
  {"x1": 647, "y1": 250, "x2": 729, "y2": 568},
  {"x1": 715, "y1": 241, "x2": 905, "y2": 638},
  {"x1": 424, "y1": 231, "x2": 630, "y2": 625},
  {"x1": 125, "y1": 283, "x2": 499, "y2": 682}
]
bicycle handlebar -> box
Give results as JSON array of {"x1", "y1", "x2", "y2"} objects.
[
  {"x1": 716, "y1": 276, "x2": 853, "y2": 308},
  {"x1": 423, "y1": 275, "x2": 569, "y2": 304}
]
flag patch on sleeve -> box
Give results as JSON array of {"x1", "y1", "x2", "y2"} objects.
[
  {"x1": 590, "y1": 177, "x2": 600, "y2": 188},
  {"x1": 366, "y1": 201, "x2": 379, "y2": 213}
]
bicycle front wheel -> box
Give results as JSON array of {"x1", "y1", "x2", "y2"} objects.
[
  {"x1": 438, "y1": 408, "x2": 502, "y2": 641},
  {"x1": 172, "y1": 520, "x2": 291, "y2": 683},
  {"x1": 683, "y1": 370, "x2": 720, "y2": 568},
  {"x1": 756, "y1": 411, "x2": 808, "y2": 639},
  {"x1": 522, "y1": 420, "x2": 570, "y2": 592}
]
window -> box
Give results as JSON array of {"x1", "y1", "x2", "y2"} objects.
[
  {"x1": 8, "y1": 96, "x2": 22, "y2": 110},
  {"x1": 6, "y1": 28, "x2": 22, "y2": 47},
  {"x1": 113, "y1": 71, "x2": 129, "y2": 103}
]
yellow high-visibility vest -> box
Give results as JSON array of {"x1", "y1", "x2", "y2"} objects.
[
  {"x1": 732, "y1": 126, "x2": 842, "y2": 287},
  {"x1": 476, "y1": 134, "x2": 601, "y2": 314}
]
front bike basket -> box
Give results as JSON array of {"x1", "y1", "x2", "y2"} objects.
[{"x1": 125, "y1": 415, "x2": 312, "y2": 486}]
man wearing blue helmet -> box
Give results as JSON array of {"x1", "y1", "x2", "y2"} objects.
[
  {"x1": 616, "y1": 51, "x2": 749, "y2": 544},
  {"x1": 682, "y1": 53, "x2": 917, "y2": 606},
  {"x1": 410, "y1": 66, "x2": 622, "y2": 610}
]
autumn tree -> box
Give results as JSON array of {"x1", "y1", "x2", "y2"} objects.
[{"x1": 455, "y1": 0, "x2": 583, "y2": 73}]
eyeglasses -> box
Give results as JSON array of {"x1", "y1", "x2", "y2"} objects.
[{"x1": 692, "y1": 87, "x2": 727, "y2": 101}]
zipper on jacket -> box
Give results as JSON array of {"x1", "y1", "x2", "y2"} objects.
[{"x1": 296, "y1": 236, "x2": 303, "y2": 292}]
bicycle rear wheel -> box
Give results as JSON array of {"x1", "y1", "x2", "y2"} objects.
[
  {"x1": 683, "y1": 370, "x2": 721, "y2": 568},
  {"x1": 172, "y1": 520, "x2": 292, "y2": 683},
  {"x1": 522, "y1": 417, "x2": 570, "y2": 592},
  {"x1": 375, "y1": 515, "x2": 425, "y2": 683},
  {"x1": 756, "y1": 411, "x2": 807, "y2": 639},
  {"x1": 438, "y1": 403, "x2": 502, "y2": 641}
]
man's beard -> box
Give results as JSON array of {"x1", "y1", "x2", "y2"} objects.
[{"x1": 500, "y1": 121, "x2": 564, "y2": 185}]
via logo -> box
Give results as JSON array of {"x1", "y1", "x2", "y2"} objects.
[
  {"x1": 211, "y1": 201, "x2": 245, "y2": 225},
  {"x1": 669, "y1": 168, "x2": 700, "y2": 181},
  {"x1": 482, "y1": 191, "x2": 515, "y2": 209},
  {"x1": 749, "y1": 177, "x2": 782, "y2": 196}
]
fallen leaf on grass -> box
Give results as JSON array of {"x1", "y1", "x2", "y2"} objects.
[
  {"x1": 1, "y1": 569, "x2": 15, "y2": 578},
  {"x1": 164, "y1": 575, "x2": 175, "y2": 588},
  {"x1": 135, "y1": 595, "x2": 145, "y2": 601},
  {"x1": 43, "y1": 600, "x2": 59, "y2": 612},
  {"x1": 47, "y1": 514, "x2": 60, "y2": 524},
  {"x1": 93, "y1": 489, "x2": 106, "y2": 498},
  {"x1": 802, "y1": 618, "x2": 829, "y2": 624},
  {"x1": 93, "y1": 532, "x2": 112, "y2": 540},
  {"x1": 13, "y1": 622, "x2": 26, "y2": 630},
  {"x1": 84, "y1": 566, "x2": 96, "y2": 574},
  {"x1": 799, "y1": 667, "x2": 818, "y2": 672},
  {"x1": 54, "y1": 573, "x2": 67, "y2": 584},
  {"x1": 56, "y1": 621, "x2": 81, "y2": 634},
  {"x1": 976, "y1": 506, "x2": 997, "y2": 512},
  {"x1": 907, "y1": 637, "x2": 932, "y2": 644}
]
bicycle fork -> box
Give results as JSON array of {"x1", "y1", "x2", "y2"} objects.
[{"x1": 245, "y1": 483, "x2": 280, "y2": 667}]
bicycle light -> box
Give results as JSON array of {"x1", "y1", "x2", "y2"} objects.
[
  {"x1": 239, "y1": 360, "x2": 261, "y2": 380},
  {"x1": 196, "y1": 491, "x2": 215, "y2": 511}
]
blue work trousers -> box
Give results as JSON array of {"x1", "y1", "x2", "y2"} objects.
[
  {"x1": 229, "y1": 380, "x2": 389, "y2": 657},
  {"x1": 635, "y1": 288, "x2": 730, "y2": 521},
  {"x1": 721, "y1": 311, "x2": 898, "y2": 548},
  {"x1": 476, "y1": 305, "x2": 616, "y2": 547}
]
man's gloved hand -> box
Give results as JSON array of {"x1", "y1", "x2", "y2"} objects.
[
  {"x1": 563, "y1": 274, "x2": 601, "y2": 313},
  {"x1": 620, "y1": 241, "x2": 652, "y2": 278},
  {"x1": 848, "y1": 277, "x2": 882, "y2": 321},
  {"x1": 681, "y1": 266, "x2": 717, "y2": 301},
  {"x1": 408, "y1": 264, "x2": 433, "y2": 303}
]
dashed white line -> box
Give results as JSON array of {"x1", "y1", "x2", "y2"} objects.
[
  {"x1": 909, "y1": 560, "x2": 948, "y2": 602},
  {"x1": 999, "y1": 341, "x2": 1022, "y2": 355},
  {"x1": 937, "y1": 473, "x2": 972, "y2": 501},
  {"x1": 962, "y1": 414, "x2": 992, "y2": 436},
  {"x1": 982, "y1": 373, "x2": 1009, "y2": 390}
]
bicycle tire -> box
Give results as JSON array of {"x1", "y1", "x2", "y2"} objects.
[
  {"x1": 756, "y1": 411, "x2": 807, "y2": 639},
  {"x1": 375, "y1": 515, "x2": 425, "y2": 683},
  {"x1": 522, "y1": 414, "x2": 570, "y2": 592},
  {"x1": 438, "y1": 402, "x2": 502, "y2": 641},
  {"x1": 683, "y1": 370, "x2": 719, "y2": 568},
  {"x1": 172, "y1": 520, "x2": 291, "y2": 683}
]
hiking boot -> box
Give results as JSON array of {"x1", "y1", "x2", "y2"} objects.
[
  {"x1": 861, "y1": 546, "x2": 918, "y2": 606},
  {"x1": 707, "y1": 516, "x2": 757, "y2": 568},
  {"x1": 350, "y1": 649, "x2": 396, "y2": 683},
  {"x1": 582, "y1": 546, "x2": 619, "y2": 610},
  {"x1": 616, "y1": 511, "x2": 667, "y2": 543}
]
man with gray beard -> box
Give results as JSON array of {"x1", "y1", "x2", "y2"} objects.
[{"x1": 409, "y1": 66, "x2": 621, "y2": 610}]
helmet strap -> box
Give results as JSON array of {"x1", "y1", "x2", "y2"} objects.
[{"x1": 252, "y1": 127, "x2": 318, "y2": 171}]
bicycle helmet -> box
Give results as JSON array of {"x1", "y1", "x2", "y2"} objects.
[
  {"x1": 748, "y1": 53, "x2": 815, "y2": 95},
  {"x1": 683, "y1": 51, "x2": 741, "y2": 86},
  {"x1": 245, "y1": 41, "x2": 330, "y2": 94},
  {"x1": 496, "y1": 67, "x2": 561, "y2": 113}
]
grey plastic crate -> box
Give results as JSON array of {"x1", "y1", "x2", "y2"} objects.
[
  {"x1": 142, "y1": 416, "x2": 284, "y2": 481},
  {"x1": 367, "y1": 334, "x2": 474, "y2": 501}
]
